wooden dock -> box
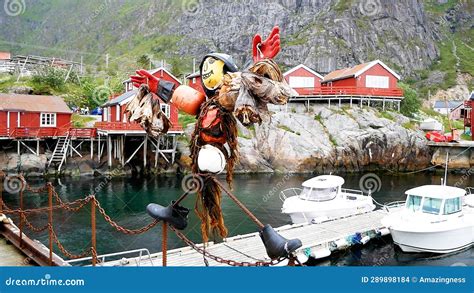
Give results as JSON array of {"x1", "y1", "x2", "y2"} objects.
[
  {"x1": 0, "y1": 234, "x2": 33, "y2": 266},
  {"x1": 97, "y1": 209, "x2": 395, "y2": 267}
]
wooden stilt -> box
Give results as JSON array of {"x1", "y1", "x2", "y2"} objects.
[
  {"x1": 97, "y1": 135, "x2": 101, "y2": 162},
  {"x1": 36, "y1": 140, "x2": 39, "y2": 156},
  {"x1": 143, "y1": 135, "x2": 148, "y2": 168},
  {"x1": 107, "y1": 135, "x2": 112, "y2": 168},
  {"x1": 90, "y1": 138, "x2": 94, "y2": 160}
]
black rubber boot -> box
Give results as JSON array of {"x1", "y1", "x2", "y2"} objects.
[
  {"x1": 259, "y1": 224, "x2": 302, "y2": 260},
  {"x1": 146, "y1": 201, "x2": 189, "y2": 230}
]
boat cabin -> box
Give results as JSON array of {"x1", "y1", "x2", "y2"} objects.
[
  {"x1": 404, "y1": 185, "x2": 466, "y2": 216},
  {"x1": 299, "y1": 175, "x2": 345, "y2": 201}
]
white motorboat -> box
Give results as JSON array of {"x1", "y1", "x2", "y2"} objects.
[
  {"x1": 382, "y1": 185, "x2": 474, "y2": 253},
  {"x1": 280, "y1": 175, "x2": 376, "y2": 224}
]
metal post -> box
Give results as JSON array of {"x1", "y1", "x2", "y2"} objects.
[
  {"x1": 19, "y1": 189, "x2": 24, "y2": 248},
  {"x1": 143, "y1": 135, "x2": 148, "y2": 168},
  {"x1": 48, "y1": 183, "x2": 53, "y2": 266},
  {"x1": 162, "y1": 222, "x2": 167, "y2": 267},
  {"x1": 0, "y1": 172, "x2": 4, "y2": 214},
  {"x1": 91, "y1": 197, "x2": 97, "y2": 266}
]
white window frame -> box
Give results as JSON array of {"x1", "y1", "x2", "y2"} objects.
[
  {"x1": 40, "y1": 113, "x2": 57, "y2": 127},
  {"x1": 116, "y1": 105, "x2": 120, "y2": 122},
  {"x1": 103, "y1": 108, "x2": 108, "y2": 122},
  {"x1": 288, "y1": 76, "x2": 315, "y2": 88},
  {"x1": 365, "y1": 75, "x2": 389, "y2": 88},
  {"x1": 161, "y1": 104, "x2": 170, "y2": 118}
]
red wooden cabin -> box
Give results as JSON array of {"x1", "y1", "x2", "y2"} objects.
[
  {"x1": 283, "y1": 64, "x2": 323, "y2": 96},
  {"x1": 185, "y1": 71, "x2": 204, "y2": 93},
  {"x1": 99, "y1": 67, "x2": 183, "y2": 133},
  {"x1": 320, "y1": 60, "x2": 402, "y2": 97},
  {"x1": 0, "y1": 93, "x2": 72, "y2": 138}
]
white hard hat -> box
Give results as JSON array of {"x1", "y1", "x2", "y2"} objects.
[{"x1": 197, "y1": 144, "x2": 226, "y2": 174}]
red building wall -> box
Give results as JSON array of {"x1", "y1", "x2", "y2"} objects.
[
  {"x1": 322, "y1": 77, "x2": 357, "y2": 87},
  {"x1": 188, "y1": 76, "x2": 204, "y2": 93},
  {"x1": 356, "y1": 63, "x2": 398, "y2": 89},
  {"x1": 284, "y1": 67, "x2": 322, "y2": 95}
]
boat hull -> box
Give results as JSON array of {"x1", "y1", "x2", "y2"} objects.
[
  {"x1": 285, "y1": 203, "x2": 375, "y2": 224},
  {"x1": 390, "y1": 226, "x2": 474, "y2": 253}
]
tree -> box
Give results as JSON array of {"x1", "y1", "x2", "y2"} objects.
[
  {"x1": 399, "y1": 83, "x2": 421, "y2": 117},
  {"x1": 137, "y1": 54, "x2": 151, "y2": 69}
]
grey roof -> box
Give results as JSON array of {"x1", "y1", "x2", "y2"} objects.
[
  {"x1": 433, "y1": 100, "x2": 463, "y2": 109},
  {"x1": 103, "y1": 90, "x2": 137, "y2": 107},
  {"x1": 470, "y1": 92, "x2": 474, "y2": 100}
]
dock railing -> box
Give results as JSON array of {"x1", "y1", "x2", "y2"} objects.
[
  {"x1": 279, "y1": 188, "x2": 302, "y2": 202},
  {"x1": 65, "y1": 248, "x2": 154, "y2": 267}
]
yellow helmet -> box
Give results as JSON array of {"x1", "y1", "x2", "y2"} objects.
[
  {"x1": 201, "y1": 57, "x2": 225, "y2": 91},
  {"x1": 199, "y1": 53, "x2": 238, "y2": 98}
]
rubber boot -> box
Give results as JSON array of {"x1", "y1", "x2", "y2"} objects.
[
  {"x1": 259, "y1": 224, "x2": 302, "y2": 259},
  {"x1": 146, "y1": 201, "x2": 189, "y2": 230}
]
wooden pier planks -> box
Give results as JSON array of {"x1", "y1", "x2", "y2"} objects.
[
  {"x1": 0, "y1": 234, "x2": 32, "y2": 266},
  {"x1": 102, "y1": 209, "x2": 393, "y2": 267},
  {"x1": 0, "y1": 222, "x2": 69, "y2": 267}
]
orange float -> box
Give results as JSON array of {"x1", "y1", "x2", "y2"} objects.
[{"x1": 171, "y1": 85, "x2": 206, "y2": 115}]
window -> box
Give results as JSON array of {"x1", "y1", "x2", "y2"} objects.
[
  {"x1": 161, "y1": 104, "x2": 170, "y2": 118},
  {"x1": 288, "y1": 76, "x2": 315, "y2": 88},
  {"x1": 422, "y1": 197, "x2": 442, "y2": 215},
  {"x1": 103, "y1": 108, "x2": 108, "y2": 122},
  {"x1": 443, "y1": 198, "x2": 461, "y2": 214},
  {"x1": 300, "y1": 187, "x2": 338, "y2": 202},
  {"x1": 406, "y1": 195, "x2": 422, "y2": 211},
  {"x1": 365, "y1": 75, "x2": 389, "y2": 88},
  {"x1": 40, "y1": 113, "x2": 56, "y2": 127}
]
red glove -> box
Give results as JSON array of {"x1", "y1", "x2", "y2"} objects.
[
  {"x1": 130, "y1": 69, "x2": 159, "y2": 93},
  {"x1": 252, "y1": 26, "x2": 281, "y2": 62}
]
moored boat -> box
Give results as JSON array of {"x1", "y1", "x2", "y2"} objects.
[
  {"x1": 280, "y1": 175, "x2": 376, "y2": 224},
  {"x1": 382, "y1": 185, "x2": 474, "y2": 253}
]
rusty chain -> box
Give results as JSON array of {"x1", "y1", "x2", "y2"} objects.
[
  {"x1": 92, "y1": 197, "x2": 159, "y2": 235},
  {"x1": 170, "y1": 226, "x2": 286, "y2": 267},
  {"x1": 20, "y1": 213, "x2": 49, "y2": 233},
  {"x1": 51, "y1": 228, "x2": 92, "y2": 260}
]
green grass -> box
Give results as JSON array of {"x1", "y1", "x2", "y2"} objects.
[
  {"x1": 178, "y1": 113, "x2": 196, "y2": 129},
  {"x1": 71, "y1": 114, "x2": 96, "y2": 128},
  {"x1": 377, "y1": 111, "x2": 395, "y2": 121},
  {"x1": 328, "y1": 134, "x2": 338, "y2": 146},
  {"x1": 238, "y1": 129, "x2": 252, "y2": 139},
  {"x1": 461, "y1": 133, "x2": 471, "y2": 140},
  {"x1": 277, "y1": 124, "x2": 300, "y2": 136},
  {"x1": 402, "y1": 121, "x2": 416, "y2": 130}
]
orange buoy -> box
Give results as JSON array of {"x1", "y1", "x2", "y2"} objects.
[{"x1": 171, "y1": 85, "x2": 206, "y2": 115}]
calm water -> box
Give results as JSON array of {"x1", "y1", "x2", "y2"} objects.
[{"x1": 3, "y1": 172, "x2": 473, "y2": 266}]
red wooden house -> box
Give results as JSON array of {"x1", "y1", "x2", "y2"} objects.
[
  {"x1": 0, "y1": 93, "x2": 72, "y2": 138},
  {"x1": 283, "y1": 64, "x2": 323, "y2": 96},
  {"x1": 99, "y1": 67, "x2": 183, "y2": 133},
  {"x1": 185, "y1": 71, "x2": 204, "y2": 93},
  {"x1": 320, "y1": 60, "x2": 402, "y2": 96}
]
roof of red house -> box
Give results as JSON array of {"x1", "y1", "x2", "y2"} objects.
[
  {"x1": 103, "y1": 90, "x2": 137, "y2": 107},
  {"x1": 0, "y1": 93, "x2": 72, "y2": 113},
  {"x1": 186, "y1": 71, "x2": 201, "y2": 79},
  {"x1": 283, "y1": 64, "x2": 324, "y2": 79},
  {"x1": 0, "y1": 52, "x2": 11, "y2": 60},
  {"x1": 123, "y1": 67, "x2": 182, "y2": 85},
  {"x1": 322, "y1": 60, "x2": 400, "y2": 83}
]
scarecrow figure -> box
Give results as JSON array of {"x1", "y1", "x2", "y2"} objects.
[{"x1": 127, "y1": 26, "x2": 301, "y2": 260}]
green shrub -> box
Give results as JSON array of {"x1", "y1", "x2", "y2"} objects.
[{"x1": 399, "y1": 83, "x2": 421, "y2": 117}]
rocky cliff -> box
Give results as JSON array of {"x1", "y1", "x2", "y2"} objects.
[
  {"x1": 1, "y1": 0, "x2": 472, "y2": 78},
  {"x1": 181, "y1": 105, "x2": 432, "y2": 173}
]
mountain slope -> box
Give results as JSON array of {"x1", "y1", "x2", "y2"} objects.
[{"x1": 0, "y1": 0, "x2": 472, "y2": 93}]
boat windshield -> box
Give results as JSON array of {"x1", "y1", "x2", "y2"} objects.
[
  {"x1": 422, "y1": 197, "x2": 442, "y2": 215},
  {"x1": 300, "y1": 187, "x2": 338, "y2": 201},
  {"x1": 406, "y1": 195, "x2": 422, "y2": 211},
  {"x1": 443, "y1": 197, "x2": 462, "y2": 214}
]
